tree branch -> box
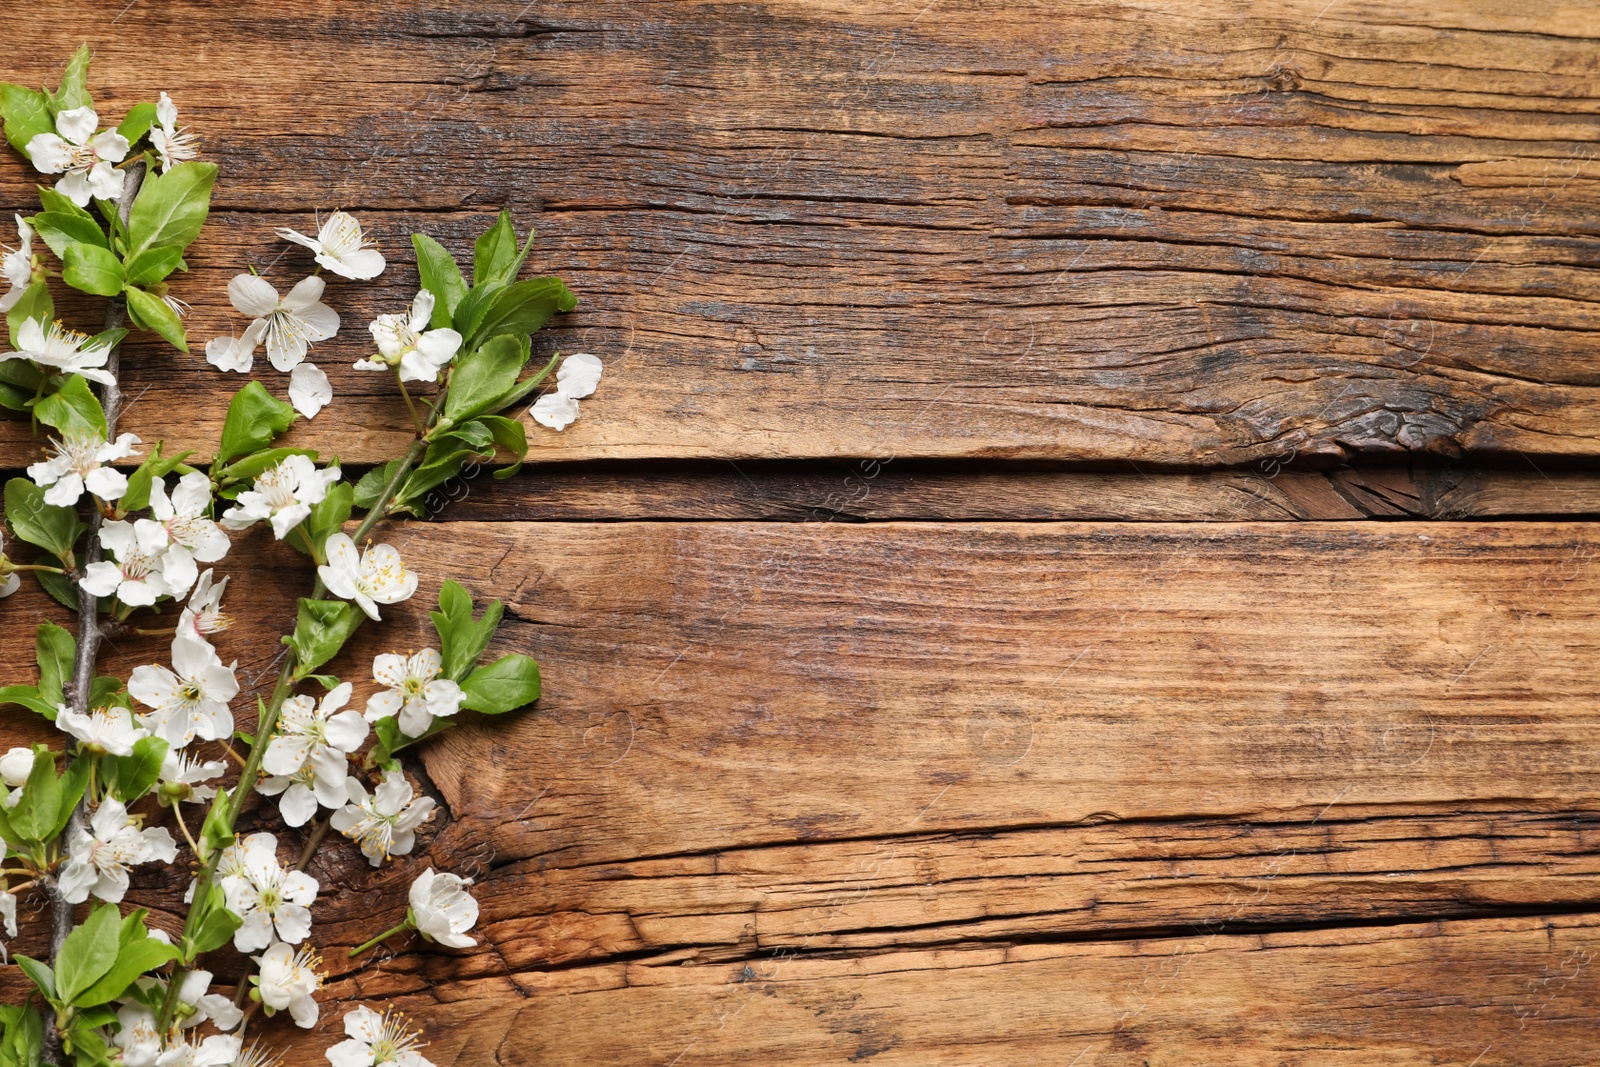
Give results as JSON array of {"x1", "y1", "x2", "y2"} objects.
[{"x1": 42, "y1": 157, "x2": 146, "y2": 1067}]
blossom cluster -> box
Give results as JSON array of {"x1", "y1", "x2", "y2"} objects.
[{"x1": 0, "y1": 47, "x2": 576, "y2": 1067}]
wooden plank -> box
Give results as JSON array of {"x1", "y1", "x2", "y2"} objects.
[
  {"x1": 2, "y1": 1, "x2": 1598, "y2": 464},
  {"x1": 437, "y1": 462, "x2": 1600, "y2": 522},
  {"x1": 403, "y1": 915, "x2": 1600, "y2": 1066},
  {"x1": 4, "y1": 518, "x2": 1600, "y2": 1056}
]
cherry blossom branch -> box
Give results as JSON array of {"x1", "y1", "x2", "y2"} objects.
[
  {"x1": 158, "y1": 432, "x2": 431, "y2": 1032},
  {"x1": 42, "y1": 157, "x2": 147, "y2": 1067}
]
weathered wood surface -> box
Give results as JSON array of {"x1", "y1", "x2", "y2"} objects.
[
  {"x1": 444, "y1": 462, "x2": 1600, "y2": 522},
  {"x1": 5, "y1": 519, "x2": 1600, "y2": 1061},
  {"x1": 2, "y1": 0, "x2": 1600, "y2": 465}
]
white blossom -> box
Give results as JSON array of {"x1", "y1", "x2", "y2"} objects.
[
  {"x1": 150, "y1": 471, "x2": 230, "y2": 570},
  {"x1": 331, "y1": 771, "x2": 436, "y2": 867},
  {"x1": 26, "y1": 429, "x2": 139, "y2": 506},
  {"x1": 318, "y1": 534, "x2": 418, "y2": 621},
  {"x1": 0, "y1": 747, "x2": 32, "y2": 787},
  {"x1": 177, "y1": 569, "x2": 231, "y2": 649},
  {"x1": 530, "y1": 352, "x2": 603, "y2": 432},
  {"x1": 174, "y1": 968, "x2": 244, "y2": 1032},
  {"x1": 220, "y1": 455, "x2": 341, "y2": 540},
  {"x1": 25, "y1": 106, "x2": 129, "y2": 206},
  {"x1": 257, "y1": 762, "x2": 348, "y2": 829},
  {"x1": 409, "y1": 868, "x2": 479, "y2": 949},
  {"x1": 81, "y1": 518, "x2": 194, "y2": 605},
  {"x1": 155, "y1": 1036, "x2": 241, "y2": 1067},
  {"x1": 326, "y1": 1006, "x2": 435, "y2": 1067},
  {"x1": 221, "y1": 833, "x2": 318, "y2": 952},
  {"x1": 150, "y1": 91, "x2": 200, "y2": 173},
  {"x1": 0, "y1": 888, "x2": 15, "y2": 941},
  {"x1": 206, "y1": 274, "x2": 338, "y2": 373},
  {"x1": 56, "y1": 703, "x2": 148, "y2": 757},
  {"x1": 253, "y1": 941, "x2": 323, "y2": 1028},
  {"x1": 366, "y1": 649, "x2": 462, "y2": 738},
  {"x1": 263, "y1": 682, "x2": 366, "y2": 789},
  {"x1": 275, "y1": 211, "x2": 385, "y2": 281},
  {"x1": 113, "y1": 1004, "x2": 162, "y2": 1067},
  {"x1": 355, "y1": 290, "x2": 461, "y2": 383},
  {"x1": 0, "y1": 215, "x2": 34, "y2": 313},
  {"x1": 10, "y1": 317, "x2": 117, "y2": 384},
  {"x1": 59, "y1": 796, "x2": 177, "y2": 904},
  {"x1": 289, "y1": 362, "x2": 332, "y2": 419},
  {"x1": 128, "y1": 636, "x2": 239, "y2": 748},
  {"x1": 203, "y1": 318, "x2": 266, "y2": 374},
  {"x1": 158, "y1": 749, "x2": 226, "y2": 806}
]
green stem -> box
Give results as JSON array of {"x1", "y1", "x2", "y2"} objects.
[
  {"x1": 349, "y1": 918, "x2": 413, "y2": 958},
  {"x1": 396, "y1": 369, "x2": 426, "y2": 438}
]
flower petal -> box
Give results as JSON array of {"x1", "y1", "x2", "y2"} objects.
[
  {"x1": 227, "y1": 274, "x2": 280, "y2": 318},
  {"x1": 530, "y1": 391, "x2": 580, "y2": 431},
  {"x1": 556, "y1": 352, "x2": 603, "y2": 399},
  {"x1": 288, "y1": 362, "x2": 332, "y2": 419}
]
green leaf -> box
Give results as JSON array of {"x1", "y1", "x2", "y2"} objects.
[
  {"x1": 123, "y1": 285, "x2": 187, "y2": 352},
  {"x1": 116, "y1": 102, "x2": 158, "y2": 147},
  {"x1": 62, "y1": 243, "x2": 124, "y2": 296},
  {"x1": 304, "y1": 480, "x2": 352, "y2": 559},
  {"x1": 413, "y1": 233, "x2": 467, "y2": 329},
  {"x1": 394, "y1": 434, "x2": 490, "y2": 513},
  {"x1": 65, "y1": 1017, "x2": 110, "y2": 1067},
  {"x1": 444, "y1": 334, "x2": 526, "y2": 423},
  {"x1": 0, "y1": 359, "x2": 45, "y2": 412},
  {"x1": 460, "y1": 654, "x2": 542, "y2": 714},
  {"x1": 125, "y1": 161, "x2": 217, "y2": 261},
  {"x1": 431, "y1": 579, "x2": 506, "y2": 681},
  {"x1": 0, "y1": 1002, "x2": 43, "y2": 1067},
  {"x1": 0, "y1": 685, "x2": 57, "y2": 720},
  {"x1": 55, "y1": 902, "x2": 120, "y2": 1005},
  {"x1": 47, "y1": 45, "x2": 93, "y2": 116},
  {"x1": 35, "y1": 560, "x2": 80, "y2": 613},
  {"x1": 215, "y1": 381, "x2": 296, "y2": 468},
  {"x1": 450, "y1": 281, "x2": 501, "y2": 342},
  {"x1": 8, "y1": 749, "x2": 61, "y2": 842},
  {"x1": 5, "y1": 478, "x2": 86, "y2": 564},
  {"x1": 120, "y1": 442, "x2": 192, "y2": 514},
  {"x1": 214, "y1": 446, "x2": 317, "y2": 486},
  {"x1": 353, "y1": 459, "x2": 400, "y2": 510},
  {"x1": 367, "y1": 714, "x2": 455, "y2": 768},
  {"x1": 73, "y1": 935, "x2": 178, "y2": 1008},
  {"x1": 0, "y1": 84, "x2": 53, "y2": 157},
  {"x1": 122, "y1": 245, "x2": 184, "y2": 288},
  {"x1": 5, "y1": 280, "x2": 51, "y2": 349},
  {"x1": 37, "y1": 186, "x2": 94, "y2": 221},
  {"x1": 285, "y1": 598, "x2": 365, "y2": 679},
  {"x1": 480, "y1": 350, "x2": 559, "y2": 418},
  {"x1": 103, "y1": 736, "x2": 167, "y2": 804},
  {"x1": 197, "y1": 788, "x2": 234, "y2": 862},
  {"x1": 184, "y1": 883, "x2": 242, "y2": 959},
  {"x1": 90, "y1": 675, "x2": 125, "y2": 709},
  {"x1": 54, "y1": 755, "x2": 91, "y2": 838},
  {"x1": 13, "y1": 956, "x2": 55, "y2": 1003},
  {"x1": 463, "y1": 277, "x2": 577, "y2": 350},
  {"x1": 35, "y1": 374, "x2": 108, "y2": 438},
  {"x1": 477, "y1": 415, "x2": 528, "y2": 478},
  {"x1": 35, "y1": 620, "x2": 74, "y2": 705},
  {"x1": 472, "y1": 210, "x2": 520, "y2": 288},
  {"x1": 29, "y1": 210, "x2": 108, "y2": 259}
]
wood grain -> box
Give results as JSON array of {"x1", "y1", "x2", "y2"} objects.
[
  {"x1": 1, "y1": 0, "x2": 1598, "y2": 465},
  {"x1": 4, "y1": 517, "x2": 1600, "y2": 1060},
  {"x1": 439, "y1": 462, "x2": 1600, "y2": 522}
]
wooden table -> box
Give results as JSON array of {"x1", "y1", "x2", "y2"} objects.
[{"x1": 4, "y1": 2, "x2": 1600, "y2": 1063}]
